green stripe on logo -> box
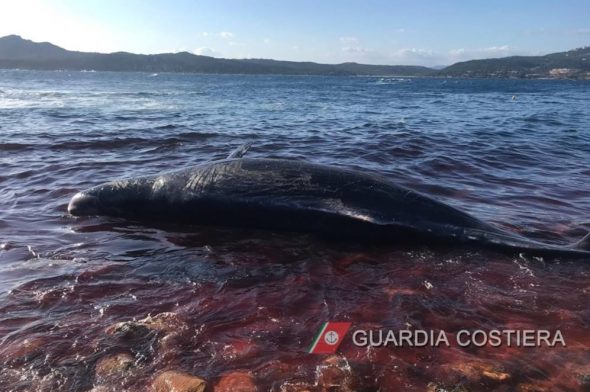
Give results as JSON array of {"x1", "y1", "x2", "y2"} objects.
[{"x1": 308, "y1": 322, "x2": 328, "y2": 353}]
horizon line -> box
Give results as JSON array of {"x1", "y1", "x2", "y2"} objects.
[{"x1": 4, "y1": 34, "x2": 588, "y2": 70}]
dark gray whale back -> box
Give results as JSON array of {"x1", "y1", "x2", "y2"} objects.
[{"x1": 68, "y1": 158, "x2": 590, "y2": 258}]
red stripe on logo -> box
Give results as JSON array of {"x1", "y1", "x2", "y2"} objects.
[{"x1": 309, "y1": 322, "x2": 351, "y2": 354}]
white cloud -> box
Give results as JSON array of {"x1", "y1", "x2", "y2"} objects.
[
  {"x1": 391, "y1": 48, "x2": 448, "y2": 65},
  {"x1": 332, "y1": 41, "x2": 525, "y2": 67},
  {"x1": 339, "y1": 36, "x2": 360, "y2": 45},
  {"x1": 483, "y1": 45, "x2": 511, "y2": 53},
  {"x1": 339, "y1": 36, "x2": 370, "y2": 54},
  {"x1": 449, "y1": 48, "x2": 466, "y2": 56},
  {"x1": 338, "y1": 36, "x2": 433, "y2": 64},
  {"x1": 523, "y1": 27, "x2": 549, "y2": 36},
  {"x1": 342, "y1": 46, "x2": 368, "y2": 54},
  {"x1": 447, "y1": 45, "x2": 521, "y2": 63},
  {"x1": 395, "y1": 48, "x2": 436, "y2": 58},
  {"x1": 576, "y1": 28, "x2": 590, "y2": 35},
  {"x1": 194, "y1": 47, "x2": 221, "y2": 57},
  {"x1": 200, "y1": 31, "x2": 235, "y2": 39}
]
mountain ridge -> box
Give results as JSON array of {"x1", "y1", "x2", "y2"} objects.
[
  {"x1": 0, "y1": 35, "x2": 431, "y2": 76},
  {"x1": 0, "y1": 35, "x2": 588, "y2": 79}
]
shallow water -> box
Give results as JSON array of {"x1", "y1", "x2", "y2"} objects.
[{"x1": 1, "y1": 70, "x2": 590, "y2": 391}]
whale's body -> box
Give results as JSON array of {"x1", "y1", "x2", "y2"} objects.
[{"x1": 68, "y1": 157, "x2": 590, "y2": 258}]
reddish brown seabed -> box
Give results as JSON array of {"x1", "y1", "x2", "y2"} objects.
[
  {"x1": 1, "y1": 224, "x2": 590, "y2": 392},
  {"x1": 1, "y1": 73, "x2": 590, "y2": 391}
]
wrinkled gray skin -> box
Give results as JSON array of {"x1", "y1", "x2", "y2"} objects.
[{"x1": 69, "y1": 158, "x2": 590, "y2": 258}]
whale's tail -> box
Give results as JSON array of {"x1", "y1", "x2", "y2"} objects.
[{"x1": 573, "y1": 232, "x2": 590, "y2": 251}]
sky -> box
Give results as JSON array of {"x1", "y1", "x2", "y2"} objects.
[{"x1": 0, "y1": 0, "x2": 589, "y2": 67}]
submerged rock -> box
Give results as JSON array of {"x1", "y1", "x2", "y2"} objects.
[
  {"x1": 256, "y1": 359, "x2": 292, "y2": 378},
  {"x1": 426, "y1": 382, "x2": 469, "y2": 392},
  {"x1": 279, "y1": 381, "x2": 315, "y2": 392},
  {"x1": 0, "y1": 335, "x2": 46, "y2": 362},
  {"x1": 106, "y1": 312, "x2": 187, "y2": 338},
  {"x1": 315, "y1": 355, "x2": 356, "y2": 392},
  {"x1": 95, "y1": 352, "x2": 135, "y2": 380},
  {"x1": 276, "y1": 356, "x2": 357, "y2": 392},
  {"x1": 516, "y1": 383, "x2": 550, "y2": 392},
  {"x1": 152, "y1": 370, "x2": 207, "y2": 392},
  {"x1": 481, "y1": 368, "x2": 510, "y2": 382},
  {"x1": 139, "y1": 312, "x2": 188, "y2": 334},
  {"x1": 571, "y1": 364, "x2": 590, "y2": 391},
  {"x1": 445, "y1": 360, "x2": 511, "y2": 384},
  {"x1": 215, "y1": 371, "x2": 257, "y2": 392},
  {"x1": 88, "y1": 387, "x2": 111, "y2": 392},
  {"x1": 106, "y1": 320, "x2": 153, "y2": 339}
]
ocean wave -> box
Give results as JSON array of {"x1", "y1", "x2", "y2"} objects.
[
  {"x1": 0, "y1": 143, "x2": 31, "y2": 151},
  {"x1": 1, "y1": 73, "x2": 590, "y2": 392}
]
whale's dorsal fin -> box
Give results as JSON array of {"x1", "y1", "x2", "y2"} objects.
[
  {"x1": 227, "y1": 143, "x2": 252, "y2": 159},
  {"x1": 573, "y1": 232, "x2": 590, "y2": 251}
]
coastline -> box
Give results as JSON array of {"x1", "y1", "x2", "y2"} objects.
[
  {"x1": 1, "y1": 66, "x2": 589, "y2": 80},
  {"x1": 1, "y1": 35, "x2": 589, "y2": 80}
]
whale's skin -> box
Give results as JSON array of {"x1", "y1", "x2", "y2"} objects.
[{"x1": 68, "y1": 158, "x2": 590, "y2": 258}]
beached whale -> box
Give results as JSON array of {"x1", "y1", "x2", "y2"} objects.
[{"x1": 68, "y1": 145, "x2": 590, "y2": 258}]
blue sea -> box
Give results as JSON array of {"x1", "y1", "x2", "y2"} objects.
[{"x1": 1, "y1": 70, "x2": 590, "y2": 391}]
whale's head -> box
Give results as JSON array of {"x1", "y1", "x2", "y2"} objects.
[
  {"x1": 68, "y1": 191, "x2": 102, "y2": 216},
  {"x1": 68, "y1": 178, "x2": 154, "y2": 217}
]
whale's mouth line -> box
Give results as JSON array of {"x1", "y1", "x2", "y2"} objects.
[{"x1": 68, "y1": 192, "x2": 101, "y2": 216}]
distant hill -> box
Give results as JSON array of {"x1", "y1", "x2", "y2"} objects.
[
  {"x1": 437, "y1": 47, "x2": 590, "y2": 79},
  {"x1": 0, "y1": 35, "x2": 432, "y2": 76},
  {"x1": 0, "y1": 35, "x2": 588, "y2": 79}
]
